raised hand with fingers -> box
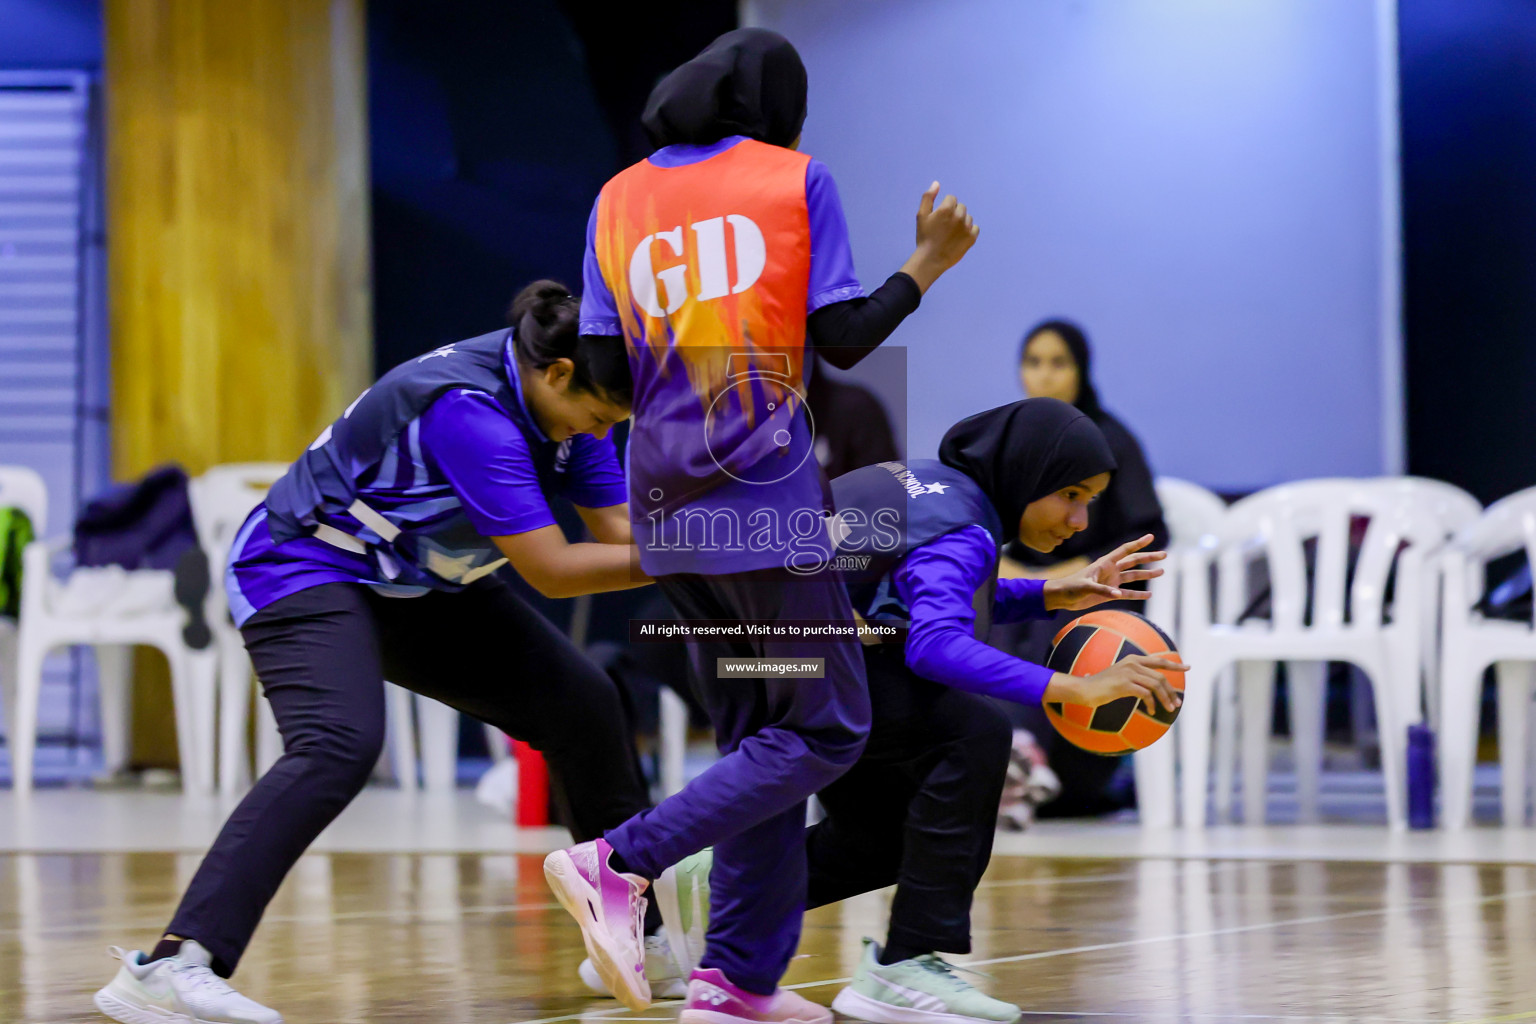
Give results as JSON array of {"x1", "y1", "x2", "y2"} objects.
[
  {"x1": 900, "y1": 181, "x2": 980, "y2": 293},
  {"x1": 1043, "y1": 533, "x2": 1166, "y2": 611}
]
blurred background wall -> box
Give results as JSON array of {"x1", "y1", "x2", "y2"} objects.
[
  {"x1": 104, "y1": 0, "x2": 372, "y2": 479},
  {"x1": 746, "y1": 0, "x2": 1399, "y2": 495},
  {"x1": 366, "y1": 0, "x2": 735, "y2": 371},
  {"x1": 1400, "y1": 0, "x2": 1536, "y2": 505},
  {"x1": 100, "y1": 0, "x2": 373, "y2": 762},
  {"x1": 0, "y1": 0, "x2": 106, "y2": 541},
  {"x1": 0, "y1": 0, "x2": 101, "y2": 69}
]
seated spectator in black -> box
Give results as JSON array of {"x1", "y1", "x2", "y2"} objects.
[
  {"x1": 804, "y1": 352, "x2": 900, "y2": 479},
  {"x1": 1003, "y1": 320, "x2": 1167, "y2": 576},
  {"x1": 996, "y1": 318, "x2": 1170, "y2": 822}
]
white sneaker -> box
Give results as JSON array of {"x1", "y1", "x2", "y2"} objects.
[
  {"x1": 93, "y1": 940, "x2": 283, "y2": 1024},
  {"x1": 579, "y1": 933, "x2": 688, "y2": 999},
  {"x1": 654, "y1": 847, "x2": 711, "y2": 979}
]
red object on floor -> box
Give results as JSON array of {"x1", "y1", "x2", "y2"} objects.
[{"x1": 513, "y1": 740, "x2": 549, "y2": 827}]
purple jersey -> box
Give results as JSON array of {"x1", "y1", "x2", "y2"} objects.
[
  {"x1": 895, "y1": 525, "x2": 1056, "y2": 704},
  {"x1": 580, "y1": 136, "x2": 863, "y2": 576},
  {"x1": 227, "y1": 363, "x2": 626, "y2": 626}
]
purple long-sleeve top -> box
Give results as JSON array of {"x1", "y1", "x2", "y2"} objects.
[{"x1": 892, "y1": 524, "x2": 1057, "y2": 705}]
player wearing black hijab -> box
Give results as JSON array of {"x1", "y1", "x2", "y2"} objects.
[{"x1": 803, "y1": 399, "x2": 1183, "y2": 1024}]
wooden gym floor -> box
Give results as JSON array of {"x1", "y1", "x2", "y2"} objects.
[{"x1": 3, "y1": 850, "x2": 1534, "y2": 1024}]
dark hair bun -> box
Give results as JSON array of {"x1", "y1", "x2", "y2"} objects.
[
  {"x1": 505, "y1": 278, "x2": 632, "y2": 406},
  {"x1": 508, "y1": 279, "x2": 575, "y2": 326}
]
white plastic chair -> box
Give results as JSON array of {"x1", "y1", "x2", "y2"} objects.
[
  {"x1": 1370, "y1": 478, "x2": 1482, "y2": 733},
  {"x1": 187, "y1": 463, "x2": 290, "y2": 795},
  {"x1": 0, "y1": 466, "x2": 48, "y2": 775},
  {"x1": 1177, "y1": 479, "x2": 1440, "y2": 829},
  {"x1": 660, "y1": 686, "x2": 689, "y2": 796},
  {"x1": 1133, "y1": 478, "x2": 1227, "y2": 828},
  {"x1": 10, "y1": 479, "x2": 213, "y2": 794},
  {"x1": 415, "y1": 694, "x2": 461, "y2": 791},
  {"x1": 202, "y1": 464, "x2": 440, "y2": 795},
  {"x1": 1201, "y1": 477, "x2": 1479, "y2": 824},
  {"x1": 1439, "y1": 486, "x2": 1536, "y2": 828}
]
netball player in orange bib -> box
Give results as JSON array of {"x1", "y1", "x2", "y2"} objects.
[{"x1": 542, "y1": 27, "x2": 978, "y2": 1023}]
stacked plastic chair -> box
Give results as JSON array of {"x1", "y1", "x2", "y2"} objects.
[
  {"x1": 1177, "y1": 479, "x2": 1442, "y2": 828},
  {"x1": 0, "y1": 465, "x2": 47, "y2": 781},
  {"x1": 1133, "y1": 477, "x2": 1227, "y2": 828},
  {"x1": 9, "y1": 469, "x2": 214, "y2": 794},
  {"x1": 186, "y1": 463, "x2": 292, "y2": 795},
  {"x1": 1373, "y1": 478, "x2": 1483, "y2": 734},
  {"x1": 1439, "y1": 485, "x2": 1536, "y2": 828}
]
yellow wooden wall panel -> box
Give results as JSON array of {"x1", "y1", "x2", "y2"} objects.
[
  {"x1": 104, "y1": 0, "x2": 372, "y2": 766},
  {"x1": 105, "y1": 0, "x2": 371, "y2": 479}
]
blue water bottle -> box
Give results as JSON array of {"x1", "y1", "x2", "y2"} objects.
[{"x1": 1407, "y1": 723, "x2": 1436, "y2": 829}]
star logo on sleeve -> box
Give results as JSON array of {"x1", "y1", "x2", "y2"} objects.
[
  {"x1": 423, "y1": 545, "x2": 508, "y2": 585},
  {"x1": 424, "y1": 547, "x2": 478, "y2": 581},
  {"x1": 924, "y1": 482, "x2": 949, "y2": 494},
  {"x1": 417, "y1": 344, "x2": 457, "y2": 363}
]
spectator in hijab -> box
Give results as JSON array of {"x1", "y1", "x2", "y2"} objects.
[
  {"x1": 996, "y1": 318, "x2": 1170, "y2": 824},
  {"x1": 1004, "y1": 320, "x2": 1167, "y2": 576},
  {"x1": 804, "y1": 352, "x2": 900, "y2": 480}
]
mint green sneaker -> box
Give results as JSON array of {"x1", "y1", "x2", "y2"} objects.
[
  {"x1": 654, "y1": 847, "x2": 712, "y2": 979},
  {"x1": 830, "y1": 938, "x2": 1021, "y2": 1024}
]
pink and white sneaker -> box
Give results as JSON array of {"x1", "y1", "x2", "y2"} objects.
[
  {"x1": 679, "y1": 968, "x2": 831, "y2": 1024},
  {"x1": 544, "y1": 838, "x2": 651, "y2": 1010}
]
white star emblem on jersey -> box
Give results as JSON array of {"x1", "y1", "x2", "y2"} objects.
[
  {"x1": 417, "y1": 344, "x2": 457, "y2": 362},
  {"x1": 924, "y1": 482, "x2": 949, "y2": 494},
  {"x1": 424, "y1": 547, "x2": 477, "y2": 581}
]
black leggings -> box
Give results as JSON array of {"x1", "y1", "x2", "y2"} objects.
[
  {"x1": 806, "y1": 643, "x2": 1013, "y2": 955},
  {"x1": 166, "y1": 580, "x2": 650, "y2": 976}
]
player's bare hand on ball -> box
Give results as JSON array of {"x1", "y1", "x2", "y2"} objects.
[{"x1": 1046, "y1": 655, "x2": 1187, "y2": 714}]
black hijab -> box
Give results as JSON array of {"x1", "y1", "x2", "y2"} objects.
[
  {"x1": 641, "y1": 28, "x2": 808, "y2": 150},
  {"x1": 938, "y1": 398, "x2": 1117, "y2": 544},
  {"x1": 1020, "y1": 319, "x2": 1105, "y2": 421}
]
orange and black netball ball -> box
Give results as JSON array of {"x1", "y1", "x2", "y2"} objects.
[{"x1": 1043, "y1": 610, "x2": 1183, "y2": 755}]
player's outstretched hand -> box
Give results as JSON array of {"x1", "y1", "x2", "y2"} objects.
[
  {"x1": 1046, "y1": 655, "x2": 1187, "y2": 714},
  {"x1": 901, "y1": 181, "x2": 979, "y2": 294},
  {"x1": 1043, "y1": 534, "x2": 1166, "y2": 611}
]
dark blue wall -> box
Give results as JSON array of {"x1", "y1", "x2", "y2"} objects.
[
  {"x1": 0, "y1": 0, "x2": 100, "y2": 67},
  {"x1": 367, "y1": 0, "x2": 615, "y2": 370},
  {"x1": 366, "y1": 0, "x2": 734, "y2": 651},
  {"x1": 1401, "y1": 0, "x2": 1536, "y2": 503},
  {"x1": 367, "y1": 0, "x2": 735, "y2": 371}
]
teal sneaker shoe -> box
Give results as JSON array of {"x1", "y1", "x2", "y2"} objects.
[
  {"x1": 830, "y1": 938, "x2": 1021, "y2": 1024},
  {"x1": 655, "y1": 847, "x2": 712, "y2": 978}
]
